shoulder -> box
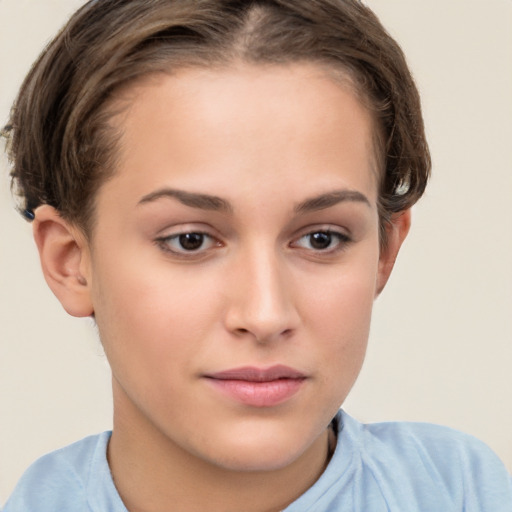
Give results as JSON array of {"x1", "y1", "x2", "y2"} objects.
[
  {"x1": 358, "y1": 415, "x2": 505, "y2": 473},
  {"x1": 341, "y1": 411, "x2": 512, "y2": 509},
  {"x1": 3, "y1": 432, "x2": 112, "y2": 512}
]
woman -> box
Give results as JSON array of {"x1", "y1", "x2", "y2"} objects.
[{"x1": 3, "y1": 1, "x2": 511, "y2": 510}]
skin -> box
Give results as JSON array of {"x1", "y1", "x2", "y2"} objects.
[{"x1": 33, "y1": 63, "x2": 410, "y2": 512}]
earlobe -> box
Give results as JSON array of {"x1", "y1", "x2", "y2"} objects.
[
  {"x1": 375, "y1": 209, "x2": 411, "y2": 296},
  {"x1": 32, "y1": 205, "x2": 94, "y2": 317}
]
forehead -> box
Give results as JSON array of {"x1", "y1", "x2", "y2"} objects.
[{"x1": 102, "y1": 63, "x2": 378, "y2": 210}]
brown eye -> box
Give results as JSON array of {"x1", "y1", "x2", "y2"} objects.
[
  {"x1": 158, "y1": 231, "x2": 219, "y2": 255},
  {"x1": 309, "y1": 232, "x2": 332, "y2": 250},
  {"x1": 293, "y1": 230, "x2": 351, "y2": 253},
  {"x1": 178, "y1": 233, "x2": 205, "y2": 251}
]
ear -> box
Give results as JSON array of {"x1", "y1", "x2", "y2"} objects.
[
  {"x1": 32, "y1": 205, "x2": 94, "y2": 317},
  {"x1": 375, "y1": 209, "x2": 411, "y2": 296}
]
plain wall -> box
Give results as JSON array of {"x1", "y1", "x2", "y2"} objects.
[{"x1": 1, "y1": 0, "x2": 511, "y2": 504}]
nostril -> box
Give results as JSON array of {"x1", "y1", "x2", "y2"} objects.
[{"x1": 233, "y1": 326, "x2": 294, "y2": 342}]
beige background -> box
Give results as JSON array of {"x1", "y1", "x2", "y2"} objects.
[{"x1": 1, "y1": 0, "x2": 511, "y2": 504}]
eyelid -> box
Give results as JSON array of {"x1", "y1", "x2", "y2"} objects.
[
  {"x1": 290, "y1": 226, "x2": 352, "y2": 253},
  {"x1": 155, "y1": 226, "x2": 223, "y2": 258}
]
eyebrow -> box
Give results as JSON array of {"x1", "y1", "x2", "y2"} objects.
[
  {"x1": 138, "y1": 188, "x2": 232, "y2": 213},
  {"x1": 294, "y1": 190, "x2": 371, "y2": 214},
  {"x1": 138, "y1": 187, "x2": 371, "y2": 215}
]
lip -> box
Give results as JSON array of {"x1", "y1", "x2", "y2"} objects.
[{"x1": 204, "y1": 365, "x2": 307, "y2": 408}]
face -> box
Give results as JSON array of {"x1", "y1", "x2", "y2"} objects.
[{"x1": 80, "y1": 63, "x2": 397, "y2": 472}]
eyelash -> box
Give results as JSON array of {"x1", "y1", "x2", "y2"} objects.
[
  {"x1": 291, "y1": 230, "x2": 351, "y2": 254},
  {"x1": 155, "y1": 228, "x2": 352, "y2": 258},
  {"x1": 156, "y1": 231, "x2": 220, "y2": 257}
]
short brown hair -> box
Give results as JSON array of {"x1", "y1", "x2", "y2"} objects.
[{"x1": 4, "y1": 0, "x2": 430, "y2": 238}]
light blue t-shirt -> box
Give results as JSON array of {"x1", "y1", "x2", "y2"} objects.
[{"x1": 4, "y1": 410, "x2": 512, "y2": 511}]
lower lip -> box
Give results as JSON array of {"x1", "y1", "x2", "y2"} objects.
[{"x1": 206, "y1": 378, "x2": 305, "y2": 407}]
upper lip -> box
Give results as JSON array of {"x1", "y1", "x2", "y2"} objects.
[{"x1": 205, "y1": 365, "x2": 306, "y2": 382}]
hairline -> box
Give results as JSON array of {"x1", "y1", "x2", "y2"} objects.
[{"x1": 82, "y1": 59, "x2": 386, "y2": 241}]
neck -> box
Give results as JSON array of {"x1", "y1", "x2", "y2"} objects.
[{"x1": 108, "y1": 383, "x2": 334, "y2": 512}]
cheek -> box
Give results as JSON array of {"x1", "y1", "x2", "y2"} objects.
[
  {"x1": 300, "y1": 255, "x2": 378, "y2": 385},
  {"x1": 304, "y1": 254, "x2": 377, "y2": 336},
  {"x1": 90, "y1": 258, "x2": 220, "y2": 377},
  {"x1": 315, "y1": 284, "x2": 373, "y2": 370}
]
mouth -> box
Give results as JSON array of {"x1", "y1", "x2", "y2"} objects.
[{"x1": 203, "y1": 365, "x2": 307, "y2": 408}]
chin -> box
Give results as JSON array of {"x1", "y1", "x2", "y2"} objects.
[
  {"x1": 212, "y1": 447, "x2": 302, "y2": 473},
  {"x1": 199, "y1": 422, "x2": 319, "y2": 473}
]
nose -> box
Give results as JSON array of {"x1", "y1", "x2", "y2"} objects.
[{"x1": 223, "y1": 245, "x2": 299, "y2": 344}]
